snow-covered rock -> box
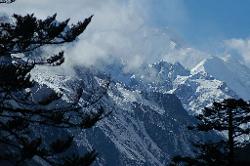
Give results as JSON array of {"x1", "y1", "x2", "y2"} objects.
[
  {"x1": 192, "y1": 55, "x2": 250, "y2": 100},
  {"x1": 33, "y1": 66, "x2": 210, "y2": 166},
  {"x1": 30, "y1": 53, "x2": 250, "y2": 165},
  {"x1": 102, "y1": 60, "x2": 237, "y2": 114}
]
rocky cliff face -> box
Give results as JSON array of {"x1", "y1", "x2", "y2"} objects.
[
  {"x1": 33, "y1": 62, "x2": 222, "y2": 165},
  {"x1": 80, "y1": 84, "x2": 198, "y2": 166},
  {"x1": 30, "y1": 53, "x2": 250, "y2": 165},
  {"x1": 100, "y1": 60, "x2": 237, "y2": 114}
]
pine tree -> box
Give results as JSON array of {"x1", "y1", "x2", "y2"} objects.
[
  {"x1": 0, "y1": 0, "x2": 15, "y2": 4},
  {"x1": 0, "y1": 2, "x2": 109, "y2": 166},
  {"x1": 170, "y1": 98, "x2": 250, "y2": 166}
]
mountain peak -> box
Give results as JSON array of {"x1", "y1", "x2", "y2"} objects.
[
  {"x1": 191, "y1": 56, "x2": 250, "y2": 100},
  {"x1": 191, "y1": 56, "x2": 224, "y2": 75}
]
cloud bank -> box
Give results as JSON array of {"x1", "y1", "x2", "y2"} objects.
[
  {"x1": 1, "y1": 0, "x2": 194, "y2": 71},
  {"x1": 224, "y1": 39, "x2": 250, "y2": 65},
  {"x1": 3, "y1": 0, "x2": 250, "y2": 72}
]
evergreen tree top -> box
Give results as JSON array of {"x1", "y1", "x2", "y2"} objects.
[
  {"x1": 0, "y1": 13, "x2": 93, "y2": 89},
  {"x1": 0, "y1": 13, "x2": 93, "y2": 55},
  {"x1": 0, "y1": 0, "x2": 15, "y2": 4}
]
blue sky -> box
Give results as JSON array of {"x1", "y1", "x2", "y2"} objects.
[{"x1": 148, "y1": 0, "x2": 250, "y2": 50}]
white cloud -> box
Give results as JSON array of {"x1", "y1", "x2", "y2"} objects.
[
  {"x1": 163, "y1": 47, "x2": 210, "y2": 69},
  {"x1": 224, "y1": 38, "x2": 250, "y2": 65},
  {"x1": 1, "y1": 0, "x2": 192, "y2": 72}
]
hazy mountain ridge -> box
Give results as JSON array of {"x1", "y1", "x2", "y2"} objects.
[
  {"x1": 33, "y1": 66, "x2": 204, "y2": 166},
  {"x1": 192, "y1": 55, "x2": 250, "y2": 100},
  {"x1": 32, "y1": 56, "x2": 241, "y2": 165},
  {"x1": 100, "y1": 59, "x2": 237, "y2": 114}
]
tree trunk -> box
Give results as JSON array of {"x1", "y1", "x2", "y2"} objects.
[{"x1": 228, "y1": 108, "x2": 234, "y2": 166}]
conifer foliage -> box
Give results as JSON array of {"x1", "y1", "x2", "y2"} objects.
[
  {"x1": 0, "y1": 0, "x2": 15, "y2": 4},
  {"x1": 171, "y1": 98, "x2": 250, "y2": 166},
  {"x1": 0, "y1": 1, "x2": 108, "y2": 166}
]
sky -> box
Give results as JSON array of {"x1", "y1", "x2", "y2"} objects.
[
  {"x1": 1, "y1": 0, "x2": 250, "y2": 69},
  {"x1": 178, "y1": 0, "x2": 250, "y2": 50},
  {"x1": 143, "y1": 0, "x2": 250, "y2": 51}
]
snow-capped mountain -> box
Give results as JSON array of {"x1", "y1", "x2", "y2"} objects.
[
  {"x1": 192, "y1": 55, "x2": 250, "y2": 100},
  {"x1": 27, "y1": 50, "x2": 250, "y2": 165},
  {"x1": 33, "y1": 57, "x2": 238, "y2": 165},
  {"x1": 171, "y1": 70, "x2": 237, "y2": 114},
  {"x1": 33, "y1": 66, "x2": 206, "y2": 166},
  {"x1": 99, "y1": 59, "x2": 237, "y2": 114}
]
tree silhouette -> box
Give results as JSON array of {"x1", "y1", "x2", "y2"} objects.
[
  {"x1": 0, "y1": 2, "x2": 109, "y2": 166},
  {"x1": 170, "y1": 98, "x2": 250, "y2": 166},
  {"x1": 170, "y1": 140, "x2": 228, "y2": 166},
  {"x1": 0, "y1": 0, "x2": 15, "y2": 4}
]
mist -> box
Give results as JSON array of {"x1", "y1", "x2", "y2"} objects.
[{"x1": 2, "y1": 0, "x2": 248, "y2": 73}]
